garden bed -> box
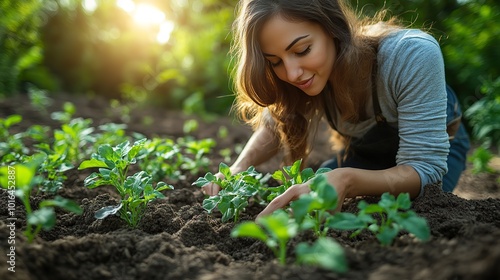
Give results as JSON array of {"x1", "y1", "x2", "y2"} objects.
[{"x1": 1, "y1": 93, "x2": 500, "y2": 280}]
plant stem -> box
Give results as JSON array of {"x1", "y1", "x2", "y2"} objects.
[{"x1": 279, "y1": 240, "x2": 286, "y2": 265}]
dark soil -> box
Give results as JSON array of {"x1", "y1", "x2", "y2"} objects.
[{"x1": 1, "y1": 93, "x2": 500, "y2": 280}]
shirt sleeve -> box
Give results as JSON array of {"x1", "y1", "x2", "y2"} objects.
[{"x1": 385, "y1": 31, "x2": 450, "y2": 192}]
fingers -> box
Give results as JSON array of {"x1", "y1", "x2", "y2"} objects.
[
  {"x1": 256, "y1": 184, "x2": 310, "y2": 220},
  {"x1": 201, "y1": 182, "x2": 221, "y2": 196},
  {"x1": 200, "y1": 172, "x2": 225, "y2": 196}
]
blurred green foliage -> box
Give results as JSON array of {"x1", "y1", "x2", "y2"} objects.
[
  {"x1": 0, "y1": 0, "x2": 48, "y2": 95},
  {"x1": 40, "y1": 0, "x2": 235, "y2": 115},
  {"x1": 0, "y1": 0, "x2": 499, "y2": 122}
]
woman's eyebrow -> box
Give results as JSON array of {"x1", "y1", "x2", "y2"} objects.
[
  {"x1": 263, "y1": 34, "x2": 310, "y2": 57},
  {"x1": 285, "y1": 35, "x2": 309, "y2": 51}
]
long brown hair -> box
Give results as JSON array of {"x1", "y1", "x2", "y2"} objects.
[{"x1": 230, "y1": 0, "x2": 401, "y2": 164}]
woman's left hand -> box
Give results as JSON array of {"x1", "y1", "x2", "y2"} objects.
[{"x1": 256, "y1": 169, "x2": 348, "y2": 219}]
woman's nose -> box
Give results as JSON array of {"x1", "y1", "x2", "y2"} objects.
[{"x1": 284, "y1": 59, "x2": 303, "y2": 82}]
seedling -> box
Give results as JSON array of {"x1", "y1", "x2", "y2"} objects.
[
  {"x1": 30, "y1": 148, "x2": 73, "y2": 193},
  {"x1": 328, "y1": 192, "x2": 430, "y2": 245},
  {"x1": 179, "y1": 137, "x2": 215, "y2": 175},
  {"x1": 0, "y1": 154, "x2": 82, "y2": 243},
  {"x1": 139, "y1": 137, "x2": 184, "y2": 182},
  {"x1": 79, "y1": 139, "x2": 173, "y2": 227},
  {"x1": 290, "y1": 174, "x2": 338, "y2": 237},
  {"x1": 193, "y1": 163, "x2": 266, "y2": 222},
  {"x1": 0, "y1": 115, "x2": 28, "y2": 164},
  {"x1": 53, "y1": 117, "x2": 95, "y2": 163},
  {"x1": 93, "y1": 171, "x2": 173, "y2": 227},
  {"x1": 50, "y1": 102, "x2": 76, "y2": 124},
  {"x1": 93, "y1": 123, "x2": 129, "y2": 148},
  {"x1": 264, "y1": 159, "x2": 331, "y2": 202},
  {"x1": 231, "y1": 209, "x2": 298, "y2": 265}
]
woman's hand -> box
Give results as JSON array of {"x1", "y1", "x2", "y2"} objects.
[
  {"x1": 256, "y1": 168, "x2": 349, "y2": 219},
  {"x1": 200, "y1": 165, "x2": 247, "y2": 196},
  {"x1": 201, "y1": 172, "x2": 224, "y2": 196}
]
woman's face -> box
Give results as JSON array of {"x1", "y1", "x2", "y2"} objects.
[{"x1": 259, "y1": 15, "x2": 336, "y2": 96}]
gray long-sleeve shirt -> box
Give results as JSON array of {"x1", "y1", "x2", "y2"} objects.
[{"x1": 332, "y1": 29, "x2": 450, "y2": 190}]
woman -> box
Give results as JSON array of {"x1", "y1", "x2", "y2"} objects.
[{"x1": 202, "y1": 0, "x2": 470, "y2": 217}]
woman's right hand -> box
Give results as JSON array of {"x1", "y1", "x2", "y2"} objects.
[
  {"x1": 201, "y1": 173, "x2": 224, "y2": 196},
  {"x1": 201, "y1": 172, "x2": 225, "y2": 196},
  {"x1": 200, "y1": 164, "x2": 249, "y2": 196}
]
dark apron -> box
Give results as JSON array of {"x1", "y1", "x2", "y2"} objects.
[
  {"x1": 323, "y1": 57, "x2": 399, "y2": 170},
  {"x1": 323, "y1": 63, "x2": 399, "y2": 170}
]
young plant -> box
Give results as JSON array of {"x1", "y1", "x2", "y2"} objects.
[
  {"x1": 290, "y1": 174, "x2": 338, "y2": 237},
  {"x1": 78, "y1": 139, "x2": 173, "y2": 227},
  {"x1": 328, "y1": 192, "x2": 430, "y2": 246},
  {"x1": 94, "y1": 171, "x2": 173, "y2": 227},
  {"x1": 179, "y1": 137, "x2": 215, "y2": 175},
  {"x1": 31, "y1": 148, "x2": 73, "y2": 193},
  {"x1": 0, "y1": 154, "x2": 82, "y2": 243},
  {"x1": 53, "y1": 117, "x2": 95, "y2": 163},
  {"x1": 231, "y1": 209, "x2": 298, "y2": 265},
  {"x1": 93, "y1": 123, "x2": 130, "y2": 148},
  {"x1": 193, "y1": 163, "x2": 266, "y2": 222},
  {"x1": 265, "y1": 159, "x2": 331, "y2": 202},
  {"x1": 0, "y1": 115, "x2": 29, "y2": 164},
  {"x1": 50, "y1": 101, "x2": 76, "y2": 124},
  {"x1": 468, "y1": 146, "x2": 495, "y2": 174},
  {"x1": 139, "y1": 137, "x2": 184, "y2": 182}
]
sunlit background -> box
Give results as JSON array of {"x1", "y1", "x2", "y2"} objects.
[{"x1": 0, "y1": 0, "x2": 499, "y2": 117}]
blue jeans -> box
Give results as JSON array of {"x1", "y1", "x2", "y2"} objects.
[
  {"x1": 321, "y1": 86, "x2": 470, "y2": 192},
  {"x1": 444, "y1": 85, "x2": 470, "y2": 192}
]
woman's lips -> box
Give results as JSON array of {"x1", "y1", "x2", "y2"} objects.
[{"x1": 296, "y1": 76, "x2": 314, "y2": 90}]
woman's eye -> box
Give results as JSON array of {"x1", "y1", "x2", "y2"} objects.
[
  {"x1": 270, "y1": 60, "x2": 282, "y2": 67},
  {"x1": 297, "y1": 46, "x2": 311, "y2": 56}
]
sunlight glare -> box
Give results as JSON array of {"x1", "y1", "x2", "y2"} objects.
[
  {"x1": 133, "y1": 4, "x2": 166, "y2": 26},
  {"x1": 82, "y1": 0, "x2": 98, "y2": 13},
  {"x1": 116, "y1": 0, "x2": 174, "y2": 44},
  {"x1": 116, "y1": 0, "x2": 135, "y2": 13},
  {"x1": 157, "y1": 21, "x2": 175, "y2": 44}
]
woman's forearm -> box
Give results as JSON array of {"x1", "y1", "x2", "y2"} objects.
[
  {"x1": 339, "y1": 165, "x2": 421, "y2": 199},
  {"x1": 230, "y1": 125, "x2": 281, "y2": 173}
]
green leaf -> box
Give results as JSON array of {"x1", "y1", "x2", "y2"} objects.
[
  {"x1": 398, "y1": 213, "x2": 430, "y2": 241},
  {"x1": 271, "y1": 170, "x2": 286, "y2": 183},
  {"x1": 258, "y1": 210, "x2": 298, "y2": 241},
  {"x1": 376, "y1": 225, "x2": 399, "y2": 246},
  {"x1": 192, "y1": 176, "x2": 211, "y2": 187},
  {"x1": 290, "y1": 195, "x2": 314, "y2": 224},
  {"x1": 40, "y1": 196, "x2": 83, "y2": 214},
  {"x1": 362, "y1": 204, "x2": 385, "y2": 214},
  {"x1": 202, "y1": 196, "x2": 221, "y2": 212},
  {"x1": 28, "y1": 208, "x2": 56, "y2": 230},
  {"x1": 83, "y1": 172, "x2": 111, "y2": 189},
  {"x1": 289, "y1": 159, "x2": 302, "y2": 178},
  {"x1": 312, "y1": 175, "x2": 338, "y2": 210},
  {"x1": 231, "y1": 222, "x2": 268, "y2": 242},
  {"x1": 300, "y1": 168, "x2": 315, "y2": 182},
  {"x1": 295, "y1": 237, "x2": 348, "y2": 273},
  {"x1": 156, "y1": 181, "x2": 174, "y2": 191},
  {"x1": 327, "y1": 212, "x2": 366, "y2": 230},
  {"x1": 379, "y1": 193, "x2": 396, "y2": 209},
  {"x1": 219, "y1": 162, "x2": 231, "y2": 179},
  {"x1": 0, "y1": 164, "x2": 35, "y2": 189},
  {"x1": 396, "y1": 193, "x2": 411, "y2": 210},
  {"x1": 221, "y1": 208, "x2": 235, "y2": 223},
  {"x1": 4, "y1": 115, "x2": 22, "y2": 128},
  {"x1": 78, "y1": 158, "x2": 108, "y2": 169},
  {"x1": 95, "y1": 203, "x2": 122, "y2": 219}
]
